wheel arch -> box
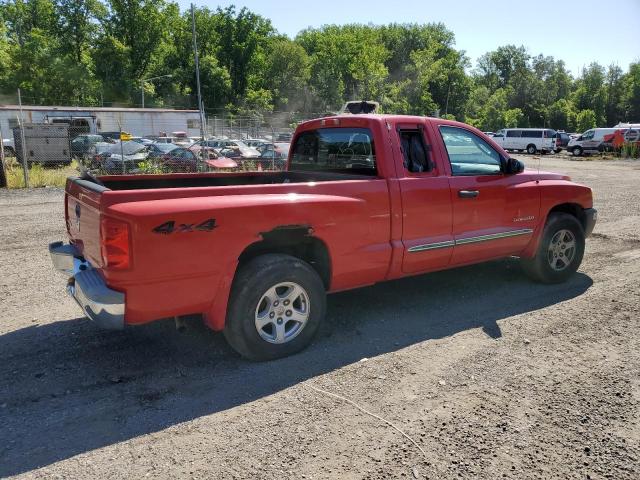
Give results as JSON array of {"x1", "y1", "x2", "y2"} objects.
[
  {"x1": 520, "y1": 202, "x2": 587, "y2": 259},
  {"x1": 547, "y1": 203, "x2": 587, "y2": 232},
  {"x1": 237, "y1": 225, "x2": 332, "y2": 290}
]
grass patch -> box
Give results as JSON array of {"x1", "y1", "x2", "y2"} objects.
[{"x1": 3, "y1": 156, "x2": 79, "y2": 188}]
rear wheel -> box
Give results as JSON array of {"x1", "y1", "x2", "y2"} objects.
[
  {"x1": 526, "y1": 144, "x2": 537, "y2": 155},
  {"x1": 224, "y1": 254, "x2": 326, "y2": 361},
  {"x1": 521, "y1": 213, "x2": 585, "y2": 284}
]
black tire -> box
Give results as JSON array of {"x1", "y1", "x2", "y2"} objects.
[
  {"x1": 554, "y1": 148, "x2": 561, "y2": 154},
  {"x1": 224, "y1": 253, "x2": 326, "y2": 361},
  {"x1": 572, "y1": 146, "x2": 583, "y2": 157},
  {"x1": 526, "y1": 144, "x2": 537, "y2": 155},
  {"x1": 521, "y1": 213, "x2": 585, "y2": 284},
  {"x1": 3, "y1": 146, "x2": 15, "y2": 157}
]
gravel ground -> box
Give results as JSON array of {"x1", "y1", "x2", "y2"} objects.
[{"x1": 1, "y1": 155, "x2": 639, "y2": 479}]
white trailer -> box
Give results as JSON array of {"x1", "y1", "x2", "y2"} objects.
[{"x1": 0, "y1": 105, "x2": 202, "y2": 139}]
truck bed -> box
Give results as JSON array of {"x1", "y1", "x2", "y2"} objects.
[{"x1": 95, "y1": 170, "x2": 376, "y2": 191}]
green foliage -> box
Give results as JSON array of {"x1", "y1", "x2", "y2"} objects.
[
  {"x1": 503, "y1": 108, "x2": 524, "y2": 128},
  {"x1": 0, "y1": 1, "x2": 638, "y2": 131},
  {"x1": 576, "y1": 109, "x2": 597, "y2": 132}
]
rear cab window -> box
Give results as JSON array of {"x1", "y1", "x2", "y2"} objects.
[{"x1": 290, "y1": 128, "x2": 377, "y2": 175}]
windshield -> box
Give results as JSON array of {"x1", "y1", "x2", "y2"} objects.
[
  {"x1": 106, "y1": 141, "x2": 147, "y2": 155},
  {"x1": 153, "y1": 143, "x2": 179, "y2": 153}
]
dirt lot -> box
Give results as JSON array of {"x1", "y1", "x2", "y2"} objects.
[{"x1": 1, "y1": 155, "x2": 639, "y2": 479}]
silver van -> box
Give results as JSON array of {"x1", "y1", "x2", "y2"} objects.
[{"x1": 493, "y1": 128, "x2": 556, "y2": 154}]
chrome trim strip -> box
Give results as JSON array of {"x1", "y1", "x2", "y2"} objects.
[
  {"x1": 407, "y1": 240, "x2": 455, "y2": 252},
  {"x1": 455, "y1": 228, "x2": 533, "y2": 245},
  {"x1": 407, "y1": 228, "x2": 533, "y2": 253}
]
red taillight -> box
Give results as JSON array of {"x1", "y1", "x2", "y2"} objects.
[{"x1": 100, "y1": 216, "x2": 130, "y2": 269}]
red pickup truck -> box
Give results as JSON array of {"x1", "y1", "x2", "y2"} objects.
[{"x1": 50, "y1": 115, "x2": 597, "y2": 360}]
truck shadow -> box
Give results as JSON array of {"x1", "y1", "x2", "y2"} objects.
[{"x1": 0, "y1": 258, "x2": 592, "y2": 476}]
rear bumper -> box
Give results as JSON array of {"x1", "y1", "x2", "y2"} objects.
[
  {"x1": 49, "y1": 241, "x2": 125, "y2": 330},
  {"x1": 583, "y1": 208, "x2": 597, "y2": 237}
]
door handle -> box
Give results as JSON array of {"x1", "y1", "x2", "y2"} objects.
[{"x1": 458, "y1": 190, "x2": 479, "y2": 198}]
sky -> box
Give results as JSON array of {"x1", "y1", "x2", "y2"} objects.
[{"x1": 181, "y1": 0, "x2": 640, "y2": 76}]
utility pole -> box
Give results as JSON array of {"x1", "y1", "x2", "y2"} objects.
[
  {"x1": 17, "y1": 89, "x2": 29, "y2": 187},
  {"x1": 191, "y1": 3, "x2": 206, "y2": 144}
]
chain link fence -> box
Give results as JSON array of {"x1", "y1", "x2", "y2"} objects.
[{"x1": 0, "y1": 111, "x2": 322, "y2": 187}]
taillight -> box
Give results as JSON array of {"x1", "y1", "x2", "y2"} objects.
[{"x1": 100, "y1": 216, "x2": 130, "y2": 269}]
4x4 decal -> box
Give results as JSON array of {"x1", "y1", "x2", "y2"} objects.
[{"x1": 153, "y1": 218, "x2": 217, "y2": 235}]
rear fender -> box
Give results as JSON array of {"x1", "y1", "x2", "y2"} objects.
[{"x1": 106, "y1": 193, "x2": 367, "y2": 329}]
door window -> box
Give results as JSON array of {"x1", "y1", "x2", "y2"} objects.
[
  {"x1": 439, "y1": 126, "x2": 502, "y2": 176},
  {"x1": 399, "y1": 129, "x2": 432, "y2": 173},
  {"x1": 506, "y1": 130, "x2": 522, "y2": 137}
]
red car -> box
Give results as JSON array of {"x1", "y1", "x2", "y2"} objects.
[{"x1": 50, "y1": 115, "x2": 596, "y2": 360}]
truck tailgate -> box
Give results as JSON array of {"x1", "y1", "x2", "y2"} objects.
[{"x1": 65, "y1": 178, "x2": 108, "y2": 267}]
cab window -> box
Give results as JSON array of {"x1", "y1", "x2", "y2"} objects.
[
  {"x1": 439, "y1": 126, "x2": 502, "y2": 176},
  {"x1": 399, "y1": 129, "x2": 432, "y2": 173},
  {"x1": 290, "y1": 128, "x2": 376, "y2": 175}
]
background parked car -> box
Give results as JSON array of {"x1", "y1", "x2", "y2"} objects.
[
  {"x1": 493, "y1": 128, "x2": 556, "y2": 154},
  {"x1": 155, "y1": 146, "x2": 199, "y2": 172},
  {"x1": 98, "y1": 131, "x2": 133, "y2": 141},
  {"x1": 554, "y1": 132, "x2": 571, "y2": 152},
  {"x1": 2, "y1": 137, "x2": 15, "y2": 156},
  {"x1": 244, "y1": 138, "x2": 270, "y2": 149},
  {"x1": 91, "y1": 141, "x2": 148, "y2": 173},
  {"x1": 567, "y1": 128, "x2": 619, "y2": 156},
  {"x1": 70, "y1": 134, "x2": 105, "y2": 158},
  {"x1": 199, "y1": 139, "x2": 261, "y2": 158},
  {"x1": 146, "y1": 142, "x2": 179, "y2": 159},
  {"x1": 258, "y1": 142, "x2": 290, "y2": 159}
]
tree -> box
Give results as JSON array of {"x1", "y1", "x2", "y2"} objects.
[
  {"x1": 576, "y1": 109, "x2": 597, "y2": 132},
  {"x1": 622, "y1": 62, "x2": 640, "y2": 122},
  {"x1": 55, "y1": 0, "x2": 106, "y2": 64},
  {"x1": 479, "y1": 88, "x2": 509, "y2": 131},
  {"x1": 1, "y1": 0, "x2": 56, "y2": 46},
  {"x1": 573, "y1": 63, "x2": 606, "y2": 125},
  {"x1": 265, "y1": 38, "x2": 310, "y2": 110},
  {"x1": 105, "y1": 0, "x2": 178, "y2": 80},
  {"x1": 547, "y1": 99, "x2": 576, "y2": 131},
  {"x1": 503, "y1": 108, "x2": 524, "y2": 128}
]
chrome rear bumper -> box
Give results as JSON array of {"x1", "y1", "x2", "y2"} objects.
[{"x1": 49, "y1": 241, "x2": 125, "y2": 330}]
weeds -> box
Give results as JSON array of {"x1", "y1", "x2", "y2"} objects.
[
  {"x1": 621, "y1": 141, "x2": 639, "y2": 159},
  {"x1": 3, "y1": 156, "x2": 79, "y2": 188}
]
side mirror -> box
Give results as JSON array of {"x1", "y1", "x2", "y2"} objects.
[{"x1": 506, "y1": 157, "x2": 524, "y2": 174}]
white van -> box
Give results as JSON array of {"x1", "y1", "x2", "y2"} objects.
[
  {"x1": 492, "y1": 128, "x2": 556, "y2": 154},
  {"x1": 567, "y1": 128, "x2": 618, "y2": 156}
]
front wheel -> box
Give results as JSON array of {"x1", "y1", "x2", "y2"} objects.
[
  {"x1": 521, "y1": 213, "x2": 585, "y2": 284},
  {"x1": 572, "y1": 146, "x2": 583, "y2": 157},
  {"x1": 224, "y1": 254, "x2": 326, "y2": 361},
  {"x1": 526, "y1": 144, "x2": 537, "y2": 155}
]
